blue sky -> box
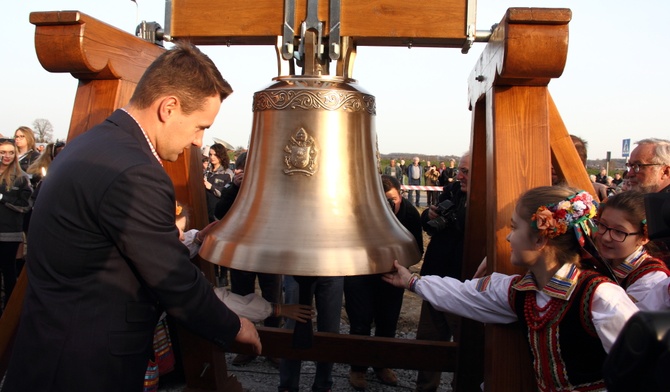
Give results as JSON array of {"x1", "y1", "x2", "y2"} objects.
[{"x1": 2, "y1": 1, "x2": 668, "y2": 160}]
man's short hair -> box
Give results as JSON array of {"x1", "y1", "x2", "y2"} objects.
[
  {"x1": 381, "y1": 174, "x2": 401, "y2": 193},
  {"x1": 635, "y1": 138, "x2": 670, "y2": 165},
  {"x1": 130, "y1": 42, "x2": 233, "y2": 114}
]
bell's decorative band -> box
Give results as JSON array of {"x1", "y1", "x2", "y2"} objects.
[{"x1": 254, "y1": 89, "x2": 376, "y2": 114}]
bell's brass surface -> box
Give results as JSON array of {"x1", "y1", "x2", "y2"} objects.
[{"x1": 199, "y1": 75, "x2": 421, "y2": 276}]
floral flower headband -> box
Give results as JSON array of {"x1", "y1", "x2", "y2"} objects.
[{"x1": 531, "y1": 191, "x2": 597, "y2": 239}]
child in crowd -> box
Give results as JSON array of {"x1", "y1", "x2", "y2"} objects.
[
  {"x1": 592, "y1": 191, "x2": 670, "y2": 307},
  {"x1": 383, "y1": 186, "x2": 639, "y2": 391}
]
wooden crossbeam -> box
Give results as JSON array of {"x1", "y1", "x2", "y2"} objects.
[{"x1": 167, "y1": 0, "x2": 470, "y2": 47}]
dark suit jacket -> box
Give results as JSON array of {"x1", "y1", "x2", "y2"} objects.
[{"x1": 3, "y1": 110, "x2": 241, "y2": 392}]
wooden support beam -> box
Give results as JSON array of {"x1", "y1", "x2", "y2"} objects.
[
  {"x1": 167, "y1": 0, "x2": 469, "y2": 47},
  {"x1": 548, "y1": 92, "x2": 599, "y2": 200},
  {"x1": 466, "y1": 8, "x2": 572, "y2": 391},
  {"x1": 30, "y1": 11, "x2": 165, "y2": 140},
  {"x1": 230, "y1": 327, "x2": 459, "y2": 371}
]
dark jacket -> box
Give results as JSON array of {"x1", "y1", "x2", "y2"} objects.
[
  {"x1": 0, "y1": 173, "x2": 32, "y2": 241},
  {"x1": 3, "y1": 110, "x2": 241, "y2": 392},
  {"x1": 205, "y1": 165, "x2": 232, "y2": 222},
  {"x1": 18, "y1": 149, "x2": 40, "y2": 173},
  {"x1": 214, "y1": 181, "x2": 240, "y2": 220},
  {"x1": 420, "y1": 181, "x2": 466, "y2": 279},
  {"x1": 396, "y1": 197, "x2": 424, "y2": 256}
]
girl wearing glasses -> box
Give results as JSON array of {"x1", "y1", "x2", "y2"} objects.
[
  {"x1": 0, "y1": 138, "x2": 33, "y2": 312},
  {"x1": 383, "y1": 186, "x2": 638, "y2": 391},
  {"x1": 593, "y1": 191, "x2": 670, "y2": 309},
  {"x1": 13, "y1": 126, "x2": 41, "y2": 174}
]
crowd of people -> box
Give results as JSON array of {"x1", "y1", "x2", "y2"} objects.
[
  {"x1": 0, "y1": 125, "x2": 64, "y2": 314},
  {"x1": 384, "y1": 156, "x2": 458, "y2": 208},
  {"x1": 1, "y1": 41, "x2": 669, "y2": 392}
]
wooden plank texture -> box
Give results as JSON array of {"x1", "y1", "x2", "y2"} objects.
[{"x1": 168, "y1": 0, "x2": 469, "y2": 47}]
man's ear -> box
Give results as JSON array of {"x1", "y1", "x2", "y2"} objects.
[
  {"x1": 157, "y1": 96, "x2": 179, "y2": 122},
  {"x1": 662, "y1": 164, "x2": 670, "y2": 180}
]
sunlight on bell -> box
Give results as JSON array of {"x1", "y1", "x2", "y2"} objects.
[{"x1": 199, "y1": 75, "x2": 421, "y2": 276}]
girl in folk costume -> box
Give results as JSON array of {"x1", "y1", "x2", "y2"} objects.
[
  {"x1": 592, "y1": 190, "x2": 670, "y2": 308},
  {"x1": 383, "y1": 186, "x2": 639, "y2": 392}
]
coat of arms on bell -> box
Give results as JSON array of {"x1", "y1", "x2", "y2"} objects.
[{"x1": 283, "y1": 127, "x2": 319, "y2": 176}]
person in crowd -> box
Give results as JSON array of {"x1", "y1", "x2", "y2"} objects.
[
  {"x1": 423, "y1": 160, "x2": 432, "y2": 175},
  {"x1": 344, "y1": 175, "x2": 424, "y2": 390},
  {"x1": 204, "y1": 142, "x2": 234, "y2": 286},
  {"x1": 412, "y1": 151, "x2": 469, "y2": 391},
  {"x1": 569, "y1": 135, "x2": 610, "y2": 201},
  {"x1": 592, "y1": 190, "x2": 669, "y2": 306},
  {"x1": 213, "y1": 151, "x2": 284, "y2": 367},
  {"x1": 384, "y1": 158, "x2": 403, "y2": 182},
  {"x1": 407, "y1": 156, "x2": 422, "y2": 206},
  {"x1": 13, "y1": 126, "x2": 41, "y2": 174},
  {"x1": 438, "y1": 158, "x2": 457, "y2": 186},
  {"x1": 424, "y1": 164, "x2": 440, "y2": 206},
  {"x1": 204, "y1": 142, "x2": 233, "y2": 222},
  {"x1": 0, "y1": 138, "x2": 32, "y2": 312},
  {"x1": 202, "y1": 155, "x2": 209, "y2": 172},
  {"x1": 596, "y1": 168, "x2": 608, "y2": 184},
  {"x1": 12, "y1": 127, "x2": 42, "y2": 266},
  {"x1": 625, "y1": 138, "x2": 670, "y2": 264},
  {"x1": 612, "y1": 172, "x2": 624, "y2": 187},
  {"x1": 399, "y1": 159, "x2": 407, "y2": 185},
  {"x1": 18, "y1": 141, "x2": 66, "y2": 273},
  {"x1": 383, "y1": 185, "x2": 639, "y2": 392},
  {"x1": 2, "y1": 42, "x2": 261, "y2": 392},
  {"x1": 625, "y1": 138, "x2": 670, "y2": 194},
  {"x1": 25, "y1": 141, "x2": 65, "y2": 189},
  {"x1": 279, "y1": 275, "x2": 344, "y2": 392}
]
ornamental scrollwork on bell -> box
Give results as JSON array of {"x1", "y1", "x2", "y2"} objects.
[{"x1": 283, "y1": 127, "x2": 318, "y2": 176}]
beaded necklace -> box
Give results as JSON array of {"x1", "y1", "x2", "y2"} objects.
[{"x1": 523, "y1": 294, "x2": 563, "y2": 331}]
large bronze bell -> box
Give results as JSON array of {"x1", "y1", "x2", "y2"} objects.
[{"x1": 199, "y1": 74, "x2": 421, "y2": 276}]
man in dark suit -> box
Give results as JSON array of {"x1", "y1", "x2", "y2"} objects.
[{"x1": 2, "y1": 43, "x2": 261, "y2": 392}]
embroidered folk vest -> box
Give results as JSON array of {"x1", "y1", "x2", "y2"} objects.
[
  {"x1": 620, "y1": 254, "x2": 670, "y2": 290},
  {"x1": 510, "y1": 270, "x2": 610, "y2": 392}
]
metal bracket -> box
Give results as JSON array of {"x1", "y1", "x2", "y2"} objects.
[
  {"x1": 329, "y1": 0, "x2": 341, "y2": 60},
  {"x1": 135, "y1": 21, "x2": 165, "y2": 47},
  {"x1": 282, "y1": 0, "x2": 296, "y2": 60},
  {"x1": 298, "y1": 0, "x2": 324, "y2": 63}
]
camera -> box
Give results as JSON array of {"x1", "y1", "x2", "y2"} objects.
[{"x1": 426, "y1": 199, "x2": 459, "y2": 233}]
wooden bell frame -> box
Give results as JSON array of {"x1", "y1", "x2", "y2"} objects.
[{"x1": 0, "y1": 3, "x2": 596, "y2": 391}]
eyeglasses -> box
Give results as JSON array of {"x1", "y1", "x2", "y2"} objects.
[
  {"x1": 14, "y1": 135, "x2": 25, "y2": 140},
  {"x1": 457, "y1": 167, "x2": 469, "y2": 175},
  {"x1": 0, "y1": 138, "x2": 15, "y2": 145},
  {"x1": 593, "y1": 219, "x2": 641, "y2": 242},
  {"x1": 625, "y1": 162, "x2": 665, "y2": 173}
]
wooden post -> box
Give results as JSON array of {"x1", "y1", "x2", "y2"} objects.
[{"x1": 465, "y1": 8, "x2": 595, "y2": 391}]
